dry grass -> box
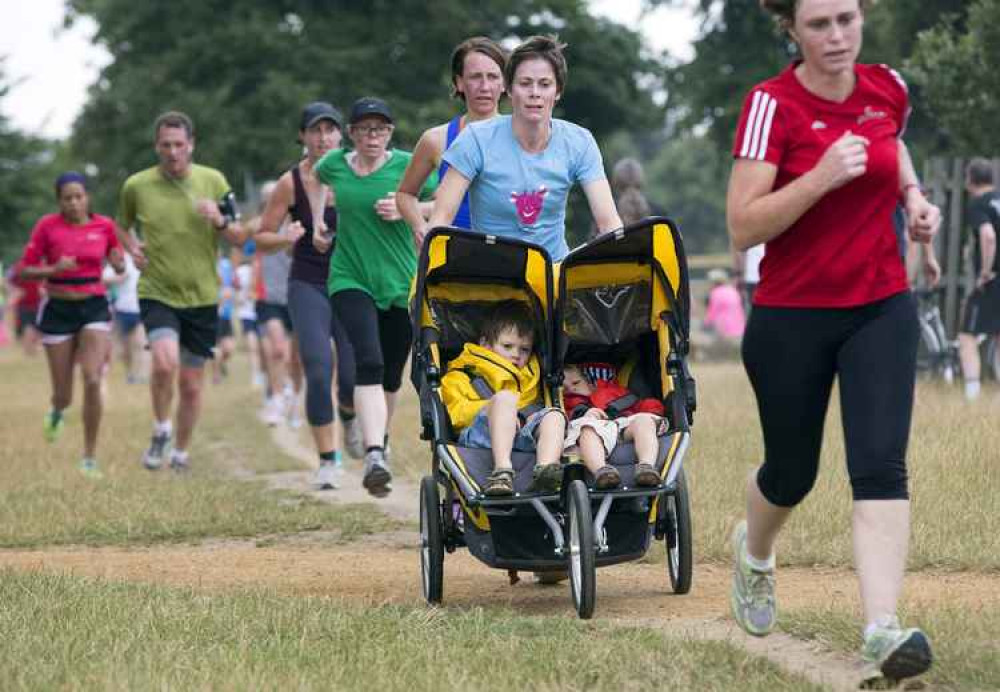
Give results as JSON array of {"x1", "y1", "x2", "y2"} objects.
[{"x1": 0, "y1": 350, "x2": 397, "y2": 547}]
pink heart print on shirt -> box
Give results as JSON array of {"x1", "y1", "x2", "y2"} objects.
[{"x1": 510, "y1": 186, "x2": 548, "y2": 226}]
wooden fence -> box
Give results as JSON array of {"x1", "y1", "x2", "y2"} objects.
[{"x1": 922, "y1": 157, "x2": 1000, "y2": 336}]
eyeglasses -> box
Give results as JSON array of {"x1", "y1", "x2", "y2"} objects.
[{"x1": 351, "y1": 124, "x2": 392, "y2": 137}]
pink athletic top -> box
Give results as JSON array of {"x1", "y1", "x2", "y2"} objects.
[{"x1": 20, "y1": 213, "x2": 121, "y2": 297}]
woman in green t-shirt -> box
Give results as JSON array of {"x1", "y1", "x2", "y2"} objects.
[{"x1": 312, "y1": 97, "x2": 435, "y2": 498}]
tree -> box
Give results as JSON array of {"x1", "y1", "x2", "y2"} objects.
[
  {"x1": 907, "y1": 0, "x2": 999, "y2": 155},
  {"x1": 66, "y1": 0, "x2": 666, "y2": 214},
  {"x1": 0, "y1": 62, "x2": 68, "y2": 264}
]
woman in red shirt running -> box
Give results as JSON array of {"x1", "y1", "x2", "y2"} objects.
[
  {"x1": 19, "y1": 172, "x2": 125, "y2": 478},
  {"x1": 726, "y1": 0, "x2": 939, "y2": 686}
]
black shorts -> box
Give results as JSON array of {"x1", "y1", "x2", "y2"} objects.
[
  {"x1": 217, "y1": 316, "x2": 234, "y2": 339},
  {"x1": 960, "y1": 278, "x2": 1000, "y2": 335},
  {"x1": 37, "y1": 296, "x2": 112, "y2": 337},
  {"x1": 140, "y1": 299, "x2": 218, "y2": 360},
  {"x1": 255, "y1": 301, "x2": 294, "y2": 334}
]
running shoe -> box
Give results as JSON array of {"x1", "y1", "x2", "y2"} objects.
[
  {"x1": 43, "y1": 410, "x2": 64, "y2": 443},
  {"x1": 860, "y1": 616, "x2": 933, "y2": 687},
  {"x1": 78, "y1": 458, "x2": 103, "y2": 480},
  {"x1": 169, "y1": 453, "x2": 190, "y2": 474},
  {"x1": 141, "y1": 431, "x2": 171, "y2": 470},
  {"x1": 362, "y1": 449, "x2": 392, "y2": 497},
  {"x1": 314, "y1": 460, "x2": 342, "y2": 490},
  {"x1": 342, "y1": 417, "x2": 364, "y2": 459},
  {"x1": 262, "y1": 396, "x2": 283, "y2": 427},
  {"x1": 730, "y1": 520, "x2": 777, "y2": 637}
]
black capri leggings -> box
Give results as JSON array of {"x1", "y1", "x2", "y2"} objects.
[
  {"x1": 741, "y1": 291, "x2": 919, "y2": 506},
  {"x1": 330, "y1": 289, "x2": 412, "y2": 392},
  {"x1": 287, "y1": 279, "x2": 356, "y2": 427}
]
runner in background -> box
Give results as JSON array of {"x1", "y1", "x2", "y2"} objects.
[
  {"x1": 398, "y1": 36, "x2": 507, "y2": 237},
  {"x1": 103, "y1": 251, "x2": 147, "y2": 383},
  {"x1": 19, "y1": 171, "x2": 125, "y2": 478},
  {"x1": 233, "y1": 246, "x2": 263, "y2": 390},
  {"x1": 116, "y1": 111, "x2": 247, "y2": 472},
  {"x1": 213, "y1": 252, "x2": 236, "y2": 384},
  {"x1": 8, "y1": 260, "x2": 44, "y2": 356}
]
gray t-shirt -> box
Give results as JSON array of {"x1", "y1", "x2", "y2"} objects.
[{"x1": 259, "y1": 250, "x2": 292, "y2": 306}]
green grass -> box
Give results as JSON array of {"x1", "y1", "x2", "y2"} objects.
[
  {"x1": 683, "y1": 364, "x2": 1000, "y2": 570},
  {"x1": 0, "y1": 570, "x2": 826, "y2": 692},
  {"x1": 0, "y1": 352, "x2": 398, "y2": 547},
  {"x1": 782, "y1": 603, "x2": 1000, "y2": 690}
]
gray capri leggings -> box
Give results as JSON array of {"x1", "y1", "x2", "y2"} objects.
[{"x1": 287, "y1": 279, "x2": 356, "y2": 426}]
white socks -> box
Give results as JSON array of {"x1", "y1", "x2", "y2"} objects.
[{"x1": 155, "y1": 420, "x2": 173, "y2": 436}]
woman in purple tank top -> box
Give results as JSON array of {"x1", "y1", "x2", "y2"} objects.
[
  {"x1": 255, "y1": 101, "x2": 360, "y2": 490},
  {"x1": 397, "y1": 36, "x2": 507, "y2": 244}
]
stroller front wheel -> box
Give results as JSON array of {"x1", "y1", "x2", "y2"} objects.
[
  {"x1": 663, "y1": 468, "x2": 693, "y2": 594},
  {"x1": 566, "y1": 479, "x2": 596, "y2": 619},
  {"x1": 420, "y1": 475, "x2": 444, "y2": 604}
]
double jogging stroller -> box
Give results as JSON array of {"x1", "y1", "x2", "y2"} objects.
[{"x1": 410, "y1": 218, "x2": 697, "y2": 619}]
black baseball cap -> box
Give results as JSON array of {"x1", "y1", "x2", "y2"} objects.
[
  {"x1": 349, "y1": 97, "x2": 393, "y2": 124},
  {"x1": 300, "y1": 101, "x2": 343, "y2": 131}
]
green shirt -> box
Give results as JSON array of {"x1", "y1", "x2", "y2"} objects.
[
  {"x1": 118, "y1": 164, "x2": 231, "y2": 308},
  {"x1": 314, "y1": 149, "x2": 436, "y2": 309}
]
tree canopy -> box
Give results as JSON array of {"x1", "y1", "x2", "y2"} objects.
[{"x1": 66, "y1": 0, "x2": 666, "y2": 217}]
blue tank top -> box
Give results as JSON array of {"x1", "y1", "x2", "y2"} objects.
[{"x1": 437, "y1": 115, "x2": 472, "y2": 229}]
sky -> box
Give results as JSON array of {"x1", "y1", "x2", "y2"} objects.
[{"x1": 0, "y1": 0, "x2": 699, "y2": 140}]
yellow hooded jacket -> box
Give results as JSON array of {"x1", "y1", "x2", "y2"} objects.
[{"x1": 440, "y1": 342, "x2": 542, "y2": 431}]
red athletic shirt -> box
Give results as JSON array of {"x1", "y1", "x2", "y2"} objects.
[
  {"x1": 19, "y1": 213, "x2": 122, "y2": 297},
  {"x1": 732, "y1": 62, "x2": 910, "y2": 308}
]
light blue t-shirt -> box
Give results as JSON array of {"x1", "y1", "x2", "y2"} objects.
[{"x1": 442, "y1": 115, "x2": 606, "y2": 261}]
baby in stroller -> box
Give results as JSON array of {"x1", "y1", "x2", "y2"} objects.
[
  {"x1": 562, "y1": 363, "x2": 664, "y2": 490},
  {"x1": 440, "y1": 300, "x2": 566, "y2": 496}
]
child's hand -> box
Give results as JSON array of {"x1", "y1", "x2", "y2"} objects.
[{"x1": 585, "y1": 407, "x2": 608, "y2": 420}]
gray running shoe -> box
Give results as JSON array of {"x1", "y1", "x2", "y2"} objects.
[
  {"x1": 342, "y1": 417, "x2": 364, "y2": 460},
  {"x1": 730, "y1": 520, "x2": 777, "y2": 637},
  {"x1": 142, "y1": 432, "x2": 171, "y2": 470},
  {"x1": 860, "y1": 616, "x2": 933, "y2": 687},
  {"x1": 314, "y1": 460, "x2": 342, "y2": 490},
  {"x1": 362, "y1": 449, "x2": 392, "y2": 497}
]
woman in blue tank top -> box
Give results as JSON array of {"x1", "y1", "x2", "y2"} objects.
[{"x1": 397, "y1": 36, "x2": 507, "y2": 243}]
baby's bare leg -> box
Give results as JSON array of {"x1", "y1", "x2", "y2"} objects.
[
  {"x1": 623, "y1": 414, "x2": 658, "y2": 465},
  {"x1": 535, "y1": 410, "x2": 566, "y2": 466},
  {"x1": 577, "y1": 426, "x2": 608, "y2": 474}
]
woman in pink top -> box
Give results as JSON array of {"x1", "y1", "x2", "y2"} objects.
[
  {"x1": 19, "y1": 172, "x2": 125, "y2": 478},
  {"x1": 703, "y1": 268, "x2": 746, "y2": 339}
]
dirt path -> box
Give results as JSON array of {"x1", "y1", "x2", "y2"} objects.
[{"x1": 4, "y1": 424, "x2": 996, "y2": 690}]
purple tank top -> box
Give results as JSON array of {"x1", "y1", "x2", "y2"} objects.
[{"x1": 289, "y1": 164, "x2": 338, "y2": 285}]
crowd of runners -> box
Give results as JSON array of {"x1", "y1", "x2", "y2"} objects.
[{"x1": 9, "y1": 2, "x2": 1000, "y2": 683}]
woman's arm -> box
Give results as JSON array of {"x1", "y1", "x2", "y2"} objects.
[
  {"x1": 898, "y1": 141, "x2": 940, "y2": 245},
  {"x1": 255, "y1": 173, "x2": 296, "y2": 253},
  {"x1": 581, "y1": 179, "x2": 622, "y2": 234},
  {"x1": 426, "y1": 167, "x2": 472, "y2": 234},
  {"x1": 727, "y1": 132, "x2": 869, "y2": 250},
  {"x1": 397, "y1": 129, "x2": 443, "y2": 241}
]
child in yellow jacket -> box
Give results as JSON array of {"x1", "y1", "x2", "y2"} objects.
[{"x1": 440, "y1": 300, "x2": 565, "y2": 496}]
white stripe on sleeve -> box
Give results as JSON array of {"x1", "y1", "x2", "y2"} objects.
[
  {"x1": 739, "y1": 91, "x2": 764, "y2": 158},
  {"x1": 754, "y1": 97, "x2": 778, "y2": 160}
]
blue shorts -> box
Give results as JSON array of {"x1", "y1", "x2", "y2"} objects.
[
  {"x1": 116, "y1": 310, "x2": 142, "y2": 335},
  {"x1": 458, "y1": 407, "x2": 562, "y2": 452}
]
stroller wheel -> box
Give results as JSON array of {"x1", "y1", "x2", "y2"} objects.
[
  {"x1": 663, "y1": 468, "x2": 693, "y2": 594},
  {"x1": 420, "y1": 475, "x2": 444, "y2": 604},
  {"x1": 566, "y1": 479, "x2": 596, "y2": 619}
]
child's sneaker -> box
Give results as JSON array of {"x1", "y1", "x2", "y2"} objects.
[
  {"x1": 730, "y1": 520, "x2": 777, "y2": 637},
  {"x1": 860, "y1": 616, "x2": 932, "y2": 687},
  {"x1": 43, "y1": 410, "x2": 64, "y2": 443},
  {"x1": 633, "y1": 462, "x2": 660, "y2": 487}
]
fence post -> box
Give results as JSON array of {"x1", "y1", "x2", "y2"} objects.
[{"x1": 943, "y1": 158, "x2": 965, "y2": 336}]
